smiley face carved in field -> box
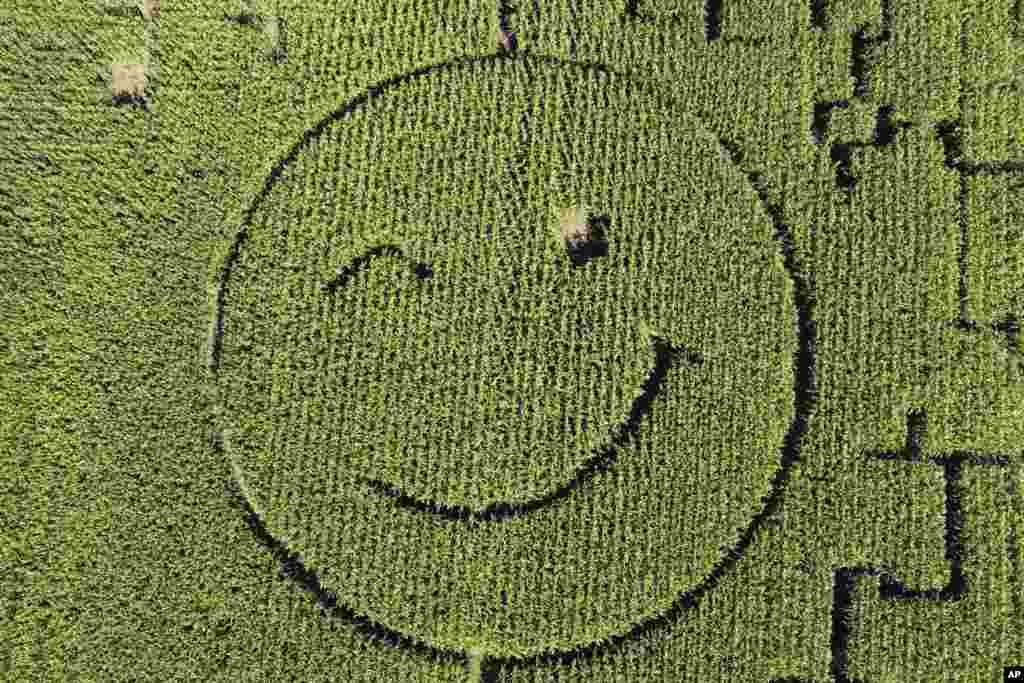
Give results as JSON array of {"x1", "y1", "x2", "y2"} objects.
[{"x1": 214, "y1": 57, "x2": 798, "y2": 656}]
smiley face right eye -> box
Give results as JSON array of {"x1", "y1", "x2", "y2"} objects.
[{"x1": 556, "y1": 206, "x2": 610, "y2": 269}]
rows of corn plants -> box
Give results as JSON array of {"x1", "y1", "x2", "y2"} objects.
[{"x1": 3, "y1": 0, "x2": 1021, "y2": 681}]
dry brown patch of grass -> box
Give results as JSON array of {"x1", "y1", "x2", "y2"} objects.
[
  {"x1": 111, "y1": 63, "x2": 146, "y2": 99},
  {"x1": 497, "y1": 27, "x2": 517, "y2": 52},
  {"x1": 264, "y1": 15, "x2": 287, "y2": 63},
  {"x1": 142, "y1": 0, "x2": 159, "y2": 19},
  {"x1": 557, "y1": 205, "x2": 592, "y2": 243}
]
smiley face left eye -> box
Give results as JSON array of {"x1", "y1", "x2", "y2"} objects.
[
  {"x1": 411, "y1": 261, "x2": 433, "y2": 280},
  {"x1": 320, "y1": 244, "x2": 433, "y2": 296}
]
